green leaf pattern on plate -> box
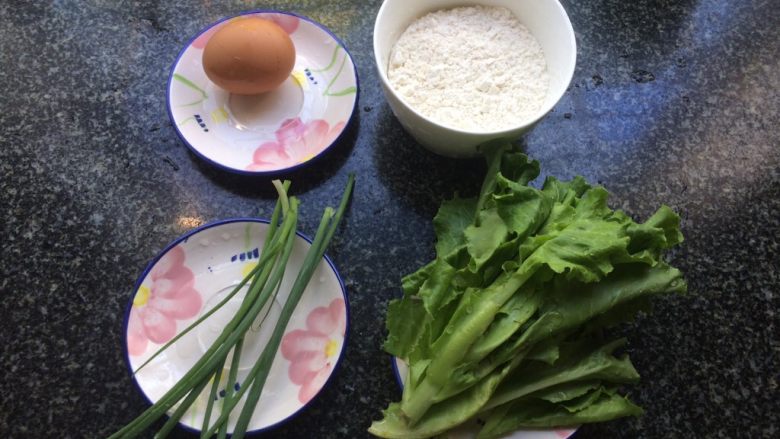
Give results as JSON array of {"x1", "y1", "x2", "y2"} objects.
[{"x1": 316, "y1": 45, "x2": 357, "y2": 97}]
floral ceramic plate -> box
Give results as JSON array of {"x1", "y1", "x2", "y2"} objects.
[
  {"x1": 124, "y1": 219, "x2": 348, "y2": 433},
  {"x1": 392, "y1": 359, "x2": 577, "y2": 439},
  {"x1": 167, "y1": 11, "x2": 358, "y2": 175}
]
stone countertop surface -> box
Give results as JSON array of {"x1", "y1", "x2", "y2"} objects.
[{"x1": 1, "y1": 0, "x2": 778, "y2": 438}]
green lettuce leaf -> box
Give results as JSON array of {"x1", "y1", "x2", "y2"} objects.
[
  {"x1": 369, "y1": 354, "x2": 524, "y2": 439},
  {"x1": 484, "y1": 338, "x2": 639, "y2": 411},
  {"x1": 532, "y1": 380, "x2": 602, "y2": 404},
  {"x1": 383, "y1": 296, "x2": 428, "y2": 359},
  {"x1": 465, "y1": 262, "x2": 685, "y2": 391},
  {"x1": 478, "y1": 392, "x2": 643, "y2": 438},
  {"x1": 434, "y1": 196, "x2": 478, "y2": 258}
]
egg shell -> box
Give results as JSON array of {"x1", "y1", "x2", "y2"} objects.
[{"x1": 202, "y1": 17, "x2": 296, "y2": 95}]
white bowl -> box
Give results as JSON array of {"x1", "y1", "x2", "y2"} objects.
[{"x1": 373, "y1": 0, "x2": 576, "y2": 157}]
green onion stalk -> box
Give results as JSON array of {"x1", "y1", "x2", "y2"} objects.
[
  {"x1": 202, "y1": 174, "x2": 355, "y2": 439},
  {"x1": 109, "y1": 175, "x2": 354, "y2": 438}
]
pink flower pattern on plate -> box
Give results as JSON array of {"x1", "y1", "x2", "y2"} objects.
[
  {"x1": 246, "y1": 118, "x2": 346, "y2": 171},
  {"x1": 191, "y1": 14, "x2": 299, "y2": 49},
  {"x1": 281, "y1": 298, "x2": 346, "y2": 404},
  {"x1": 266, "y1": 13, "x2": 300, "y2": 34},
  {"x1": 127, "y1": 246, "x2": 202, "y2": 356}
]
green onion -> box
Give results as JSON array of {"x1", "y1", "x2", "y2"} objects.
[
  {"x1": 111, "y1": 211, "x2": 298, "y2": 438},
  {"x1": 155, "y1": 377, "x2": 210, "y2": 439},
  {"x1": 110, "y1": 176, "x2": 354, "y2": 438},
  {"x1": 234, "y1": 182, "x2": 358, "y2": 433},
  {"x1": 134, "y1": 181, "x2": 292, "y2": 376},
  {"x1": 200, "y1": 359, "x2": 224, "y2": 435},
  {"x1": 204, "y1": 174, "x2": 355, "y2": 438},
  {"x1": 216, "y1": 337, "x2": 242, "y2": 439}
]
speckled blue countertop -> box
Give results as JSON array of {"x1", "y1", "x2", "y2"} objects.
[{"x1": 1, "y1": 1, "x2": 778, "y2": 438}]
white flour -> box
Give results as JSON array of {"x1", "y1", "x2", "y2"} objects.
[{"x1": 388, "y1": 6, "x2": 549, "y2": 131}]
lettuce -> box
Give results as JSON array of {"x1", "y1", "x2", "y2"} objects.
[{"x1": 369, "y1": 143, "x2": 686, "y2": 438}]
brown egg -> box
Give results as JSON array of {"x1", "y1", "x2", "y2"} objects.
[{"x1": 202, "y1": 17, "x2": 296, "y2": 95}]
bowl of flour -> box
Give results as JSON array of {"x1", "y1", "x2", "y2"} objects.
[{"x1": 373, "y1": 0, "x2": 576, "y2": 157}]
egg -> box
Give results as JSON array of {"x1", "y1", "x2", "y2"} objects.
[{"x1": 202, "y1": 17, "x2": 296, "y2": 95}]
